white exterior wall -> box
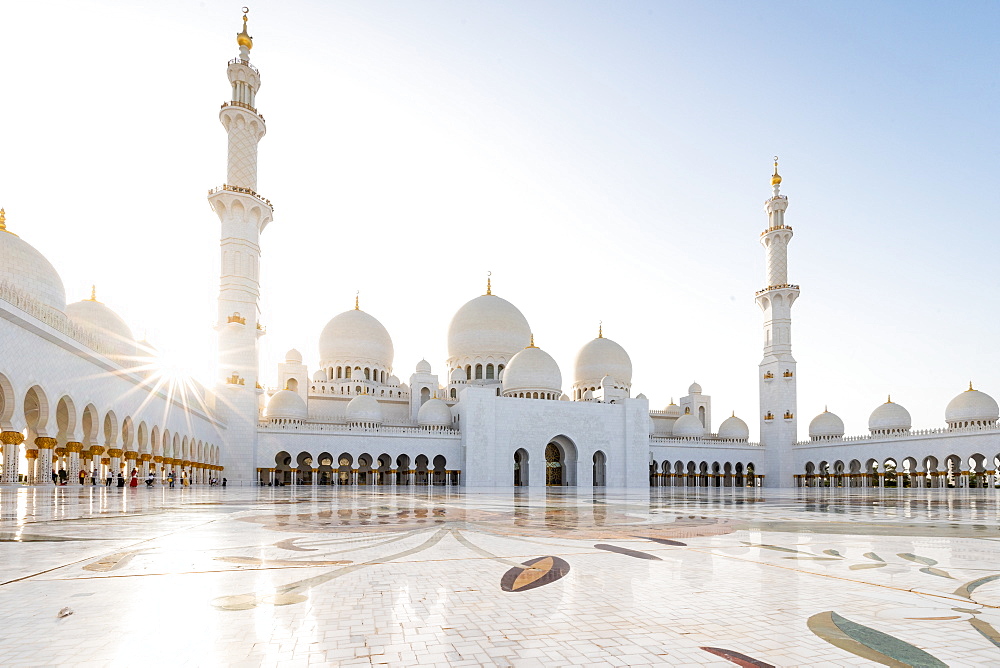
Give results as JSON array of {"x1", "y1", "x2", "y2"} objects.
[{"x1": 456, "y1": 387, "x2": 648, "y2": 487}]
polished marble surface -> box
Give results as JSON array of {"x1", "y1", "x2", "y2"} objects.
[{"x1": 0, "y1": 485, "x2": 997, "y2": 666}]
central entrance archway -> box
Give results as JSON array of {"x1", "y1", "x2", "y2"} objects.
[{"x1": 545, "y1": 436, "x2": 577, "y2": 486}]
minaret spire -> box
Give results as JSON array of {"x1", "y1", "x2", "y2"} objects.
[{"x1": 756, "y1": 157, "x2": 799, "y2": 488}]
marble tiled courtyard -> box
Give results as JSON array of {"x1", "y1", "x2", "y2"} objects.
[{"x1": 0, "y1": 486, "x2": 997, "y2": 667}]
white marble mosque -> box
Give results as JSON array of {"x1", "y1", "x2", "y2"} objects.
[{"x1": 0, "y1": 12, "x2": 997, "y2": 490}]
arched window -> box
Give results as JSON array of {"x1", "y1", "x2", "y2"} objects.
[
  {"x1": 498, "y1": 364, "x2": 505, "y2": 375},
  {"x1": 345, "y1": 367, "x2": 351, "y2": 379},
  {"x1": 698, "y1": 406, "x2": 706, "y2": 426},
  {"x1": 450, "y1": 388, "x2": 456, "y2": 399},
  {"x1": 465, "y1": 365, "x2": 472, "y2": 380},
  {"x1": 475, "y1": 364, "x2": 483, "y2": 380},
  {"x1": 364, "y1": 368, "x2": 371, "y2": 380},
  {"x1": 287, "y1": 378, "x2": 298, "y2": 392},
  {"x1": 486, "y1": 364, "x2": 494, "y2": 379}
]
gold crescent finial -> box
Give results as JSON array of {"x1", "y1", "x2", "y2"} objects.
[
  {"x1": 527, "y1": 333, "x2": 536, "y2": 348},
  {"x1": 0, "y1": 208, "x2": 5, "y2": 231},
  {"x1": 771, "y1": 155, "x2": 782, "y2": 186},
  {"x1": 887, "y1": 394, "x2": 891, "y2": 403},
  {"x1": 968, "y1": 381, "x2": 974, "y2": 392},
  {"x1": 88, "y1": 285, "x2": 97, "y2": 301},
  {"x1": 237, "y1": 7, "x2": 253, "y2": 51},
  {"x1": 598, "y1": 320, "x2": 603, "y2": 338},
  {"x1": 355, "y1": 291, "x2": 359, "y2": 310},
  {"x1": 486, "y1": 271, "x2": 492, "y2": 296}
]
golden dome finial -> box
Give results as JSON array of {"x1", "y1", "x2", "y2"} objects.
[
  {"x1": 527, "y1": 333, "x2": 536, "y2": 348},
  {"x1": 887, "y1": 394, "x2": 892, "y2": 403},
  {"x1": 771, "y1": 155, "x2": 782, "y2": 186},
  {"x1": 237, "y1": 7, "x2": 253, "y2": 51},
  {"x1": 485, "y1": 271, "x2": 492, "y2": 296},
  {"x1": 968, "y1": 381, "x2": 974, "y2": 392},
  {"x1": 0, "y1": 208, "x2": 5, "y2": 231},
  {"x1": 598, "y1": 320, "x2": 603, "y2": 338},
  {"x1": 354, "y1": 290, "x2": 359, "y2": 310},
  {"x1": 87, "y1": 285, "x2": 97, "y2": 302},
  {"x1": 824, "y1": 405, "x2": 828, "y2": 413}
]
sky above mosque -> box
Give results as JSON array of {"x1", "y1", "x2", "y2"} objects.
[{"x1": 1, "y1": 1, "x2": 997, "y2": 439}]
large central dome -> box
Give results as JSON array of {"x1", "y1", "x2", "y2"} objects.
[
  {"x1": 447, "y1": 294, "x2": 530, "y2": 362},
  {"x1": 319, "y1": 308, "x2": 394, "y2": 369}
]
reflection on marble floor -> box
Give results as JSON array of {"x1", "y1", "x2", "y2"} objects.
[{"x1": 0, "y1": 487, "x2": 997, "y2": 666}]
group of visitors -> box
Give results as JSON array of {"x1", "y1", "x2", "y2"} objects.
[{"x1": 48, "y1": 468, "x2": 214, "y2": 488}]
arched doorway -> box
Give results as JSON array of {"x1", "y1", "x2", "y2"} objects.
[
  {"x1": 545, "y1": 437, "x2": 577, "y2": 486},
  {"x1": 513, "y1": 449, "x2": 529, "y2": 486},
  {"x1": 593, "y1": 451, "x2": 606, "y2": 486},
  {"x1": 545, "y1": 443, "x2": 562, "y2": 486}
]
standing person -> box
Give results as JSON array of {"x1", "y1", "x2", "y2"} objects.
[
  {"x1": 116, "y1": 472, "x2": 125, "y2": 488},
  {"x1": 145, "y1": 470, "x2": 154, "y2": 487},
  {"x1": 58, "y1": 468, "x2": 67, "y2": 485},
  {"x1": 51, "y1": 469, "x2": 58, "y2": 486},
  {"x1": 105, "y1": 470, "x2": 113, "y2": 487},
  {"x1": 222, "y1": 477, "x2": 227, "y2": 488},
  {"x1": 129, "y1": 468, "x2": 138, "y2": 488},
  {"x1": 79, "y1": 469, "x2": 86, "y2": 485},
  {"x1": 182, "y1": 471, "x2": 189, "y2": 488},
  {"x1": 168, "y1": 471, "x2": 175, "y2": 488},
  {"x1": 92, "y1": 467, "x2": 98, "y2": 485}
]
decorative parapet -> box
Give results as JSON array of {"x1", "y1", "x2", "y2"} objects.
[
  {"x1": 0, "y1": 280, "x2": 119, "y2": 359},
  {"x1": 208, "y1": 183, "x2": 273, "y2": 210},
  {"x1": 228, "y1": 57, "x2": 259, "y2": 75},
  {"x1": 227, "y1": 313, "x2": 246, "y2": 325},
  {"x1": 649, "y1": 436, "x2": 763, "y2": 447},
  {"x1": 755, "y1": 283, "x2": 800, "y2": 297},
  {"x1": 763, "y1": 371, "x2": 774, "y2": 379},
  {"x1": 794, "y1": 423, "x2": 1000, "y2": 446},
  {"x1": 759, "y1": 221, "x2": 791, "y2": 235},
  {"x1": 220, "y1": 100, "x2": 264, "y2": 120},
  {"x1": 257, "y1": 421, "x2": 460, "y2": 437},
  {"x1": 764, "y1": 412, "x2": 774, "y2": 421},
  {"x1": 226, "y1": 373, "x2": 245, "y2": 386}
]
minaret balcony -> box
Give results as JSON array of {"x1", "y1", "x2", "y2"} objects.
[
  {"x1": 208, "y1": 184, "x2": 274, "y2": 211},
  {"x1": 755, "y1": 283, "x2": 800, "y2": 296},
  {"x1": 760, "y1": 223, "x2": 792, "y2": 236},
  {"x1": 228, "y1": 57, "x2": 259, "y2": 75},
  {"x1": 220, "y1": 100, "x2": 264, "y2": 121}
]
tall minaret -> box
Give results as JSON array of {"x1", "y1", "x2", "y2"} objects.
[
  {"x1": 209, "y1": 9, "x2": 272, "y2": 478},
  {"x1": 756, "y1": 158, "x2": 798, "y2": 487}
]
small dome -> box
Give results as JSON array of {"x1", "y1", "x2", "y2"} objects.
[
  {"x1": 663, "y1": 402, "x2": 682, "y2": 418},
  {"x1": 0, "y1": 218, "x2": 67, "y2": 314},
  {"x1": 312, "y1": 370, "x2": 327, "y2": 382},
  {"x1": 502, "y1": 344, "x2": 562, "y2": 396},
  {"x1": 648, "y1": 417, "x2": 657, "y2": 436},
  {"x1": 417, "y1": 398, "x2": 452, "y2": 428},
  {"x1": 66, "y1": 296, "x2": 135, "y2": 354},
  {"x1": 285, "y1": 348, "x2": 303, "y2": 364},
  {"x1": 386, "y1": 375, "x2": 400, "y2": 386},
  {"x1": 688, "y1": 381, "x2": 703, "y2": 395},
  {"x1": 583, "y1": 389, "x2": 594, "y2": 401},
  {"x1": 809, "y1": 410, "x2": 845, "y2": 440},
  {"x1": 672, "y1": 412, "x2": 704, "y2": 438},
  {"x1": 635, "y1": 393, "x2": 647, "y2": 400},
  {"x1": 573, "y1": 335, "x2": 632, "y2": 388},
  {"x1": 945, "y1": 385, "x2": 999, "y2": 426},
  {"x1": 718, "y1": 414, "x2": 749, "y2": 441},
  {"x1": 415, "y1": 358, "x2": 432, "y2": 374},
  {"x1": 265, "y1": 390, "x2": 307, "y2": 420},
  {"x1": 319, "y1": 308, "x2": 394, "y2": 369},
  {"x1": 450, "y1": 367, "x2": 467, "y2": 382},
  {"x1": 345, "y1": 394, "x2": 383, "y2": 425},
  {"x1": 559, "y1": 393, "x2": 570, "y2": 401},
  {"x1": 447, "y1": 294, "x2": 531, "y2": 362},
  {"x1": 869, "y1": 399, "x2": 911, "y2": 433}
]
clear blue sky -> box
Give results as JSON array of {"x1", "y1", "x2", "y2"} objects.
[{"x1": 1, "y1": 1, "x2": 997, "y2": 439}]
